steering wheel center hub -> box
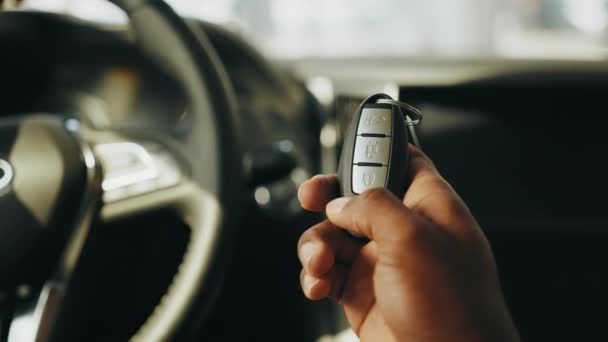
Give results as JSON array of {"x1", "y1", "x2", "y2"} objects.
[{"x1": 0, "y1": 116, "x2": 88, "y2": 291}]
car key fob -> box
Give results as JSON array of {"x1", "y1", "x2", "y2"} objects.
[{"x1": 338, "y1": 93, "x2": 422, "y2": 202}]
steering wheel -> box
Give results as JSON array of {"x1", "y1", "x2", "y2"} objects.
[{"x1": 0, "y1": 1, "x2": 243, "y2": 341}]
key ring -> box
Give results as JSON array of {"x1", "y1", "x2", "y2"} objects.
[{"x1": 377, "y1": 99, "x2": 423, "y2": 126}]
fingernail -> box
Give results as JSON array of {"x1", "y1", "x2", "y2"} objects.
[
  {"x1": 326, "y1": 197, "x2": 351, "y2": 216},
  {"x1": 300, "y1": 242, "x2": 320, "y2": 266},
  {"x1": 303, "y1": 274, "x2": 318, "y2": 292}
]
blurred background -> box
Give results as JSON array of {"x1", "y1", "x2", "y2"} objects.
[{"x1": 18, "y1": 0, "x2": 608, "y2": 60}]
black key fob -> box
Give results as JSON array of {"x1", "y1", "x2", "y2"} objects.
[{"x1": 338, "y1": 93, "x2": 420, "y2": 199}]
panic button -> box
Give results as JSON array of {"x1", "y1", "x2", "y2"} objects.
[{"x1": 352, "y1": 165, "x2": 388, "y2": 194}]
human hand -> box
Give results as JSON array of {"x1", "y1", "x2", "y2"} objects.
[{"x1": 297, "y1": 145, "x2": 520, "y2": 342}]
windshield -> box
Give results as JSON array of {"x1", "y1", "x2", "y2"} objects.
[{"x1": 19, "y1": 0, "x2": 608, "y2": 60}]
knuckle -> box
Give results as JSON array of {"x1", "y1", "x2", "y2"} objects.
[
  {"x1": 440, "y1": 195, "x2": 472, "y2": 225},
  {"x1": 298, "y1": 222, "x2": 330, "y2": 248},
  {"x1": 422, "y1": 154, "x2": 437, "y2": 168},
  {"x1": 306, "y1": 226, "x2": 323, "y2": 241},
  {"x1": 418, "y1": 175, "x2": 451, "y2": 192},
  {"x1": 298, "y1": 227, "x2": 317, "y2": 247},
  {"x1": 409, "y1": 152, "x2": 427, "y2": 164}
]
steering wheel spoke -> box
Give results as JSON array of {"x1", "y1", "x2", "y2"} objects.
[
  {"x1": 94, "y1": 141, "x2": 226, "y2": 342},
  {"x1": 87, "y1": 129, "x2": 228, "y2": 342}
]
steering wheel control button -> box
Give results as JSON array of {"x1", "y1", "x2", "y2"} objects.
[
  {"x1": 150, "y1": 148, "x2": 182, "y2": 188},
  {"x1": 95, "y1": 142, "x2": 157, "y2": 191},
  {"x1": 95, "y1": 142, "x2": 182, "y2": 203},
  {"x1": 353, "y1": 136, "x2": 391, "y2": 165},
  {"x1": 352, "y1": 165, "x2": 388, "y2": 194},
  {"x1": 0, "y1": 159, "x2": 13, "y2": 196},
  {"x1": 356, "y1": 107, "x2": 392, "y2": 136}
]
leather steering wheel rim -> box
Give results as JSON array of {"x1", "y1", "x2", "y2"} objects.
[{"x1": 106, "y1": 1, "x2": 243, "y2": 340}]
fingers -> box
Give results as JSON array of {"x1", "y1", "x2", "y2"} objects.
[
  {"x1": 326, "y1": 188, "x2": 420, "y2": 245},
  {"x1": 404, "y1": 144, "x2": 455, "y2": 210},
  {"x1": 298, "y1": 174, "x2": 340, "y2": 212},
  {"x1": 297, "y1": 146, "x2": 441, "y2": 213},
  {"x1": 298, "y1": 220, "x2": 363, "y2": 277},
  {"x1": 407, "y1": 144, "x2": 441, "y2": 184},
  {"x1": 404, "y1": 145, "x2": 476, "y2": 231},
  {"x1": 297, "y1": 220, "x2": 363, "y2": 301},
  {"x1": 300, "y1": 265, "x2": 349, "y2": 301}
]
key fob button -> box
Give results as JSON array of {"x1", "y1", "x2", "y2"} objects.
[
  {"x1": 353, "y1": 136, "x2": 391, "y2": 165},
  {"x1": 352, "y1": 165, "x2": 388, "y2": 194},
  {"x1": 357, "y1": 108, "x2": 392, "y2": 136}
]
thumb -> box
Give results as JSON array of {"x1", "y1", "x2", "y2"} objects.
[{"x1": 325, "y1": 189, "x2": 420, "y2": 247}]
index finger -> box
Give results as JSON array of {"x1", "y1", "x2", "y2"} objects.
[
  {"x1": 407, "y1": 144, "x2": 441, "y2": 184},
  {"x1": 404, "y1": 145, "x2": 477, "y2": 232},
  {"x1": 404, "y1": 144, "x2": 455, "y2": 209}
]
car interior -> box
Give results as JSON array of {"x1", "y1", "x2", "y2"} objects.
[{"x1": 1, "y1": 0, "x2": 608, "y2": 341}]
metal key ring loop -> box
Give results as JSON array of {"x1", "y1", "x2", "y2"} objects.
[{"x1": 377, "y1": 99, "x2": 423, "y2": 126}]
